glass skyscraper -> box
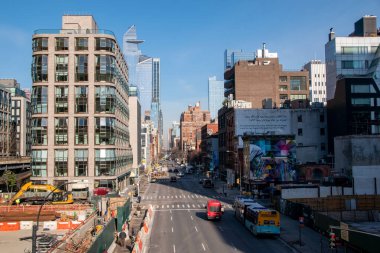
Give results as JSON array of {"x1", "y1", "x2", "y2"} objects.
[
  {"x1": 123, "y1": 25, "x2": 144, "y2": 87},
  {"x1": 224, "y1": 49, "x2": 256, "y2": 69},
  {"x1": 208, "y1": 76, "x2": 224, "y2": 120}
]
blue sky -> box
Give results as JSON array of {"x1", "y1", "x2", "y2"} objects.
[{"x1": 1, "y1": 0, "x2": 379, "y2": 146}]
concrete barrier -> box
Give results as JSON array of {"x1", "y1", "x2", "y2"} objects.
[
  {"x1": 20, "y1": 221, "x2": 33, "y2": 230},
  {"x1": 43, "y1": 221, "x2": 57, "y2": 230}
]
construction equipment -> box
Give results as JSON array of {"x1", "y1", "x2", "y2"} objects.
[{"x1": 9, "y1": 182, "x2": 74, "y2": 205}]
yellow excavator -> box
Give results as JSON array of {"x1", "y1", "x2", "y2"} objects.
[{"x1": 9, "y1": 182, "x2": 74, "y2": 205}]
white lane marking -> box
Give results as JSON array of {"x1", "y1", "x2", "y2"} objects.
[
  {"x1": 171, "y1": 216, "x2": 173, "y2": 221},
  {"x1": 195, "y1": 194, "x2": 199, "y2": 198},
  {"x1": 162, "y1": 205, "x2": 165, "y2": 208},
  {"x1": 188, "y1": 195, "x2": 191, "y2": 198},
  {"x1": 167, "y1": 195, "x2": 170, "y2": 198},
  {"x1": 177, "y1": 204, "x2": 180, "y2": 208},
  {"x1": 175, "y1": 195, "x2": 178, "y2": 198},
  {"x1": 202, "y1": 243, "x2": 206, "y2": 251},
  {"x1": 191, "y1": 195, "x2": 194, "y2": 198},
  {"x1": 182, "y1": 204, "x2": 185, "y2": 208},
  {"x1": 172, "y1": 227, "x2": 174, "y2": 233},
  {"x1": 179, "y1": 196, "x2": 182, "y2": 198},
  {"x1": 192, "y1": 204, "x2": 195, "y2": 208},
  {"x1": 187, "y1": 204, "x2": 190, "y2": 208},
  {"x1": 194, "y1": 226, "x2": 198, "y2": 232},
  {"x1": 190, "y1": 215, "x2": 194, "y2": 220},
  {"x1": 173, "y1": 244, "x2": 176, "y2": 253},
  {"x1": 167, "y1": 205, "x2": 169, "y2": 208},
  {"x1": 197, "y1": 204, "x2": 201, "y2": 208}
]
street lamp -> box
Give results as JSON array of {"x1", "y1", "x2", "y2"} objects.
[
  {"x1": 32, "y1": 181, "x2": 75, "y2": 253},
  {"x1": 226, "y1": 150, "x2": 242, "y2": 194}
]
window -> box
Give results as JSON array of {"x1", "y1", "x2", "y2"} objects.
[
  {"x1": 320, "y1": 128, "x2": 325, "y2": 136},
  {"x1": 32, "y1": 38, "x2": 48, "y2": 52},
  {"x1": 55, "y1": 55, "x2": 68, "y2": 82},
  {"x1": 95, "y1": 117, "x2": 115, "y2": 145},
  {"x1": 75, "y1": 86, "x2": 88, "y2": 113},
  {"x1": 351, "y1": 84, "x2": 375, "y2": 93},
  {"x1": 314, "y1": 98, "x2": 319, "y2": 102},
  {"x1": 75, "y1": 38, "x2": 88, "y2": 51},
  {"x1": 320, "y1": 114, "x2": 325, "y2": 122},
  {"x1": 279, "y1": 85, "x2": 288, "y2": 91},
  {"x1": 55, "y1": 150, "x2": 68, "y2": 176},
  {"x1": 31, "y1": 150, "x2": 47, "y2": 177},
  {"x1": 31, "y1": 86, "x2": 48, "y2": 114},
  {"x1": 55, "y1": 118, "x2": 68, "y2": 145},
  {"x1": 290, "y1": 76, "x2": 307, "y2": 91},
  {"x1": 341, "y1": 46, "x2": 368, "y2": 55},
  {"x1": 297, "y1": 115, "x2": 302, "y2": 122},
  {"x1": 95, "y1": 149, "x2": 116, "y2": 176},
  {"x1": 31, "y1": 118, "x2": 48, "y2": 145},
  {"x1": 32, "y1": 55, "x2": 48, "y2": 82},
  {"x1": 342, "y1": 60, "x2": 367, "y2": 69},
  {"x1": 75, "y1": 55, "x2": 88, "y2": 81},
  {"x1": 290, "y1": 94, "x2": 307, "y2": 101},
  {"x1": 279, "y1": 76, "x2": 287, "y2": 82},
  {"x1": 55, "y1": 37, "x2": 68, "y2": 51},
  {"x1": 351, "y1": 98, "x2": 371, "y2": 106},
  {"x1": 95, "y1": 55, "x2": 115, "y2": 82},
  {"x1": 75, "y1": 117, "x2": 88, "y2": 145},
  {"x1": 95, "y1": 86, "x2": 116, "y2": 113},
  {"x1": 298, "y1": 128, "x2": 303, "y2": 136},
  {"x1": 279, "y1": 94, "x2": 288, "y2": 100},
  {"x1": 95, "y1": 38, "x2": 115, "y2": 52},
  {"x1": 321, "y1": 143, "x2": 326, "y2": 151},
  {"x1": 55, "y1": 86, "x2": 68, "y2": 113},
  {"x1": 313, "y1": 90, "x2": 317, "y2": 94},
  {"x1": 75, "y1": 149, "x2": 88, "y2": 176}
]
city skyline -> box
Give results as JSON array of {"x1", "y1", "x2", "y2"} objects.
[{"x1": 0, "y1": 0, "x2": 379, "y2": 147}]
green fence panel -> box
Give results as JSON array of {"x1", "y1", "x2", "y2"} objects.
[
  {"x1": 88, "y1": 219, "x2": 116, "y2": 253},
  {"x1": 117, "y1": 198, "x2": 131, "y2": 232}
]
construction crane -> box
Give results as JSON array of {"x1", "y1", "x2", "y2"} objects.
[{"x1": 9, "y1": 182, "x2": 74, "y2": 205}]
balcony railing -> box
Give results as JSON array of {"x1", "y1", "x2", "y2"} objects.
[{"x1": 34, "y1": 29, "x2": 115, "y2": 36}]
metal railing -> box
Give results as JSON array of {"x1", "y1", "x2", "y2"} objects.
[{"x1": 34, "y1": 29, "x2": 115, "y2": 36}]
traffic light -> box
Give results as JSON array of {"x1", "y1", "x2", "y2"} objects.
[{"x1": 329, "y1": 232, "x2": 336, "y2": 249}]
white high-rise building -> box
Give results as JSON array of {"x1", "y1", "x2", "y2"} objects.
[
  {"x1": 325, "y1": 15, "x2": 380, "y2": 101},
  {"x1": 303, "y1": 60, "x2": 327, "y2": 104}
]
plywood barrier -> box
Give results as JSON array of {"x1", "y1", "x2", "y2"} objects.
[
  {"x1": 70, "y1": 220, "x2": 82, "y2": 230},
  {"x1": 5, "y1": 222, "x2": 20, "y2": 231},
  {"x1": 20, "y1": 221, "x2": 33, "y2": 230}
]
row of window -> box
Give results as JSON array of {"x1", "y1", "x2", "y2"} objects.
[
  {"x1": 32, "y1": 37, "x2": 116, "y2": 52},
  {"x1": 297, "y1": 114, "x2": 325, "y2": 123},
  {"x1": 341, "y1": 46, "x2": 378, "y2": 55},
  {"x1": 31, "y1": 116, "x2": 129, "y2": 146},
  {"x1": 278, "y1": 76, "x2": 307, "y2": 91},
  {"x1": 31, "y1": 149, "x2": 133, "y2": 177},
  {"x1": 279, "y1": 94, "x2": 307, "y2": 101},
  {"x1": 312, "y1": 81, "x2": 325, "y2": 87},
  {"x1": 32, "y1": 54, "x2": 116, "y2": 83},
  {"x1": 341, "y1": 60, "x2": 369, "y2": 70},
  {"x1": 0, "y1": 90, "x2": 11, "y2": 110},
  {"x1": 313, "y1": 90, "x2": 326, "y2": 95},
  {"x1": 313, "y1": 98, "x2": 327, "y2": 103}
]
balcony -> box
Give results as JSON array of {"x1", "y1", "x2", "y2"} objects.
[{"x1": 34, "y1": 29, "x2": 115, "y2": 36}]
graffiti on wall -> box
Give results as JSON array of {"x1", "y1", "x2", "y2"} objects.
[{"x1": 249, "y1": 138, "x2": 296, "y2": 181}]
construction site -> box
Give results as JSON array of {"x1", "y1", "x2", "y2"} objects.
[{"x1": 0, "y1": 181, "x2": 134, "y2": 253}]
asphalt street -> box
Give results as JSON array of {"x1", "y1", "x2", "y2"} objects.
[{"x1": 141, "y1": 168, "x2": 295, "y2": 253}]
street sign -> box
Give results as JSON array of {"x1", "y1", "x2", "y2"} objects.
[
  {"x1": 340, "y1": 222, "x2": 349, "y2": 242},
  {"x1": 299, "y1": 216, "x2": 304, "y2": 227}
]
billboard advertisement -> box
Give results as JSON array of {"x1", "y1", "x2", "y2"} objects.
[
  {"x1": 247, "y1": 137, "x2": 296, "y2": 181},
  {"x1": 235, "y1": 109, "x2": 292, "y2": 136}
]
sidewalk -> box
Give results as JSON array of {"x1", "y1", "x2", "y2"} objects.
[
  {"x1": 258, "y1": 200, "x2": 345, "y2": 253},
  {"x1": 213, "y1": 179, "x2": 240, "y2": 203}
]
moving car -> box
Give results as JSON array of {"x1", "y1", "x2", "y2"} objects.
[
  {"x1": 205, "y1": 199, "x2": 224, "y2": 220},
  {"x1": 203, "y1": 179, "x2": 214, "y2": 188}
]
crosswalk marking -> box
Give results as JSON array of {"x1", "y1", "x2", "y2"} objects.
[
  {"x1": 182, "y1": 204, "x2": 185, "y2": 208},
  {"x1": 187, "y1": 204, "x2": 190, "y2": 208},
  {"x1": 177, "y1": 204, "x2": 180, "y2": 208},
  {"x1": 192, "y1": 204, "x2": 195, "y2": 208},
  {"x1": 175, "y1": 195, "x2": 178, "y2": 198}
]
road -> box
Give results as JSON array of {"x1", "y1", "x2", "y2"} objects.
[{"x1": 141, "y1": 169, "x2": 294, "y2": 253}]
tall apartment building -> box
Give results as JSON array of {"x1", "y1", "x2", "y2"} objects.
[
  {"x1": 0, "y1": 85, "x2": 14, "y2": 156},
  {"x1": 141, "y1": 112, "x2": 152, "y2": 167},
  {"x1": 0, "y1": 79, "x2": 31, "y2": 156},
  {"x1": 303, "y1": 60, "x2": 327, "y2": 104},
  {"x1": 325, "y1": 15, "x2": 380, "y2": 101},
  {"x1": 208, "y1": 76, "x2": 224, "y2": 120},
  {"x1": 180, "y1": 102, "x2": 211, "y2": 153},
  {"x1": 224, "y1": 46, "x2": 309, "y2": 109},
  {"x1": 129, "y1": 85, "x2": 141, "y2": 170},
  {"x1": 30, "y1": 15, "x2": 132, "y2": 192}
]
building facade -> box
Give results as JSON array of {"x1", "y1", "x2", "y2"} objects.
[
  {"x1": 180, "y1": 102, "x2": 211, "y2": 156},
  {"x1": 129, "y1": 85, "x2": 141, "y2": 170},
  {"x1": 303, "y1": 60, "x2": 327, "y2": 104},
  {"x1": 0, "y1": 85, "x2": 13, "y2": 156},
  {"x1": 169, "y1": 121, "x2": 180, "y2": 149},
  {"x1": 208, "y1": 76, "x2": 224, "y2": 120},
  {"x1": 30, "y1": 15, "x2": 133, "y2": 192},
  {"x1": 325, "y1": 15, "x2": 380, "y2": 101},
  {"x1": 224, "y1": 46, "x2": 309, "y2": 109},
  {"x1": 224, "y1": 49, "x2": 256, "y2": 70}
]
